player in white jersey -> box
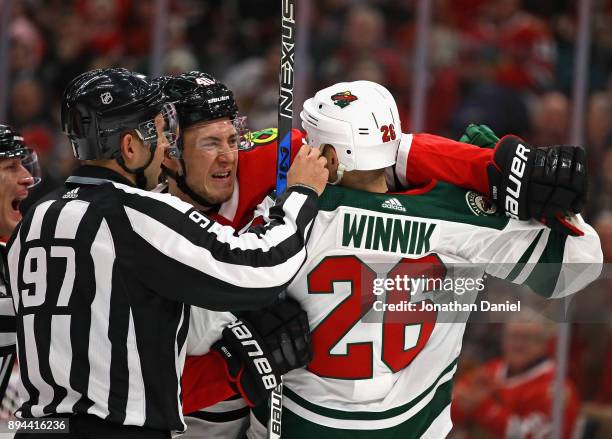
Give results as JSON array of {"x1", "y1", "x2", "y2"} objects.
[{"x1": 247, "y1": 81, "x2": 603, "y2": 438}]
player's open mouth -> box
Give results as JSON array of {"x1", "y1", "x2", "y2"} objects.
[
  {"x1": 10, "y1": 199, "x2": 22, "y2": 220},
  {"x1": 212, "y1": 171, "x2": 231, "y2": 179},
  {"x1": 10, "y1": 193, "x2": 28, "y2": 217}
]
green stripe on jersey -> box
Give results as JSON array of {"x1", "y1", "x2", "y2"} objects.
[
  {"x1": 524, "y1": 231, "x2": 567, "y2": 297},
  {"x1": 258, "y1": 381, "x2": 452, "y2": 439},
  {"x1": 318, "y1": 183, "x2": 509, "y2": 230},
  {"x1": 277, "y1": 358, "x2": 457, "y2": 422},
  {"x1": 505, "y1": 229, "x2": 544, "y2": 282}
]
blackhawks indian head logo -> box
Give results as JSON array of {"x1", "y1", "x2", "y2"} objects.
[{"x1": 331, "y1": 91, "x2": 358, "y2": 108}]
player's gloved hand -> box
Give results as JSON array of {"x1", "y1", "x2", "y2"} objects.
[
  {"x1": 211, "y1": 297, "x2": 312, "y2": 407},
  {"x1": 459, "y1": 123, "x2": 499, "y2": 149},
  {"x1": 486, "y1": 135, "x2": 587, "y2": 236}
]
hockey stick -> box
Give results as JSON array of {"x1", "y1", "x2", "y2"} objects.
[
  {"x1": 275, "y1": 0, "x2": 295, "y2": 197},
  {"x1": 268, "y1": 1, "x2": 295, "y2": 438}
]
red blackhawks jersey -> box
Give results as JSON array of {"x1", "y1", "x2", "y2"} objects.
[
  {"x1": 452, "y1": 359, "x2": 581, "y2": 439},
  {"x1": 182, "y1": 127, "x2": 496, "y2": 414},
  {"x1": 191, "y1": 127, "x2": 494, "y2": 232}
]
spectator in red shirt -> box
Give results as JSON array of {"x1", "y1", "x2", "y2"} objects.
[
  {"x1": 568, "y1": 213, "x2": 612, "y2": 408},
  {"x1": 453, "y1": 316, "x2": 581, "y2": 439}
]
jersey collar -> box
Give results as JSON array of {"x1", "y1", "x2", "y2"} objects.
[{"x1": 65, "y1": 165, "x2": 135, "y2": 188}]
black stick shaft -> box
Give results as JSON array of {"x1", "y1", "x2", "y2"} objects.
[{"x1": 275, "y1": 0, "x2": 296, "y2": 196}]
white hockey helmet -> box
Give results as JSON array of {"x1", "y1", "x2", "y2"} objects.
[{"x1": 301, "y1": 80, "x2": 400, "y2": 181}]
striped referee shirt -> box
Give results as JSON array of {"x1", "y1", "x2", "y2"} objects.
[
  {"x1": 5, "y1": 165, "x2": 318, "y2": 432},
  {"x1": 0, "y1": 245, "x2": 17, "y2": 408}
]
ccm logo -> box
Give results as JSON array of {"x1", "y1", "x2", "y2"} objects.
[
  {"x1": 227, "y1": 320, "x2": 278, "y2": 389},
  {"x1": 505, "y1": 143, "x2": 530, "y2": 219}
]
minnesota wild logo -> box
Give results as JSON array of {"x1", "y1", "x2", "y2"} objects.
[
  {"x1": 331, "y1": 91, "x2": 358, "y2": 108},
  {"x1": 466, "y1": 191, "x2": 497, "y2": 216}
]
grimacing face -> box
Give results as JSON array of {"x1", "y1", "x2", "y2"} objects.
[
  {"x1": 0, "y1": 158, "x2": 34, "y2": 236},
  {"x1": 177, "y1": 118, "x2": 239, "y2": 205}
]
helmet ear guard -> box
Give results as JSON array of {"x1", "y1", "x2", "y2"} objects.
[
  {"x1": 300, "y1": 80, "x2": 401, "y2": 181},
  {"x1": 301, "y1": 99, "x2": 357, "y2": 171}
]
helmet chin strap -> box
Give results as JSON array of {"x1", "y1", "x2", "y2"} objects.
[
  {"x1": 116, "y1": 145, "x2": 155, "y2": 190},
  {"x1": 329, "y1": 163, "x2": 346, "y2": 185},
  {"x1": 163, "y1": 159, "x2": 219, "y2": 210}
]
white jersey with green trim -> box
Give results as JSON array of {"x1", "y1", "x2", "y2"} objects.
[{"x1": 247, "y1": 182, "x2": 602, "y2": 438}]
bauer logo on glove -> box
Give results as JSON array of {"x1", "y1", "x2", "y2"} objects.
[
  {"x1": 503, "y1": 140, "x2": 531, "y2": 219},
  {"x1": 211, "y1": 297, "x2": 312, "y2": 407},
  {"x1": 476, "y1": 126, "x2": 588, "y2": 237}
]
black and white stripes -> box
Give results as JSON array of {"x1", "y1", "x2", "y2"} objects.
[
  {"x1": 0, "y1": 245, "x2": 17, "y2": 417},
  {"x1": 5, "y1": 169, "x2": 318, "y2": 432}
]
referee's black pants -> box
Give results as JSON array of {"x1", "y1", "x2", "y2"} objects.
[{"x1": 14, "y1": 413, "x2": 171, "y2": 439}]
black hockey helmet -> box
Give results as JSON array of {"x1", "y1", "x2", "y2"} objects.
[
  {"x1": 0, "y1": 124, "x2": 41, "y2": 186},
  {"x1": 61, "y1": 68, "x2": 178, "y2": 160},
  {"x1": 162, "y1": 71, "x2": 239, "y2": 129},
  {"x1": 0, "y1": 124, "x2": 28, "y2": 159}
]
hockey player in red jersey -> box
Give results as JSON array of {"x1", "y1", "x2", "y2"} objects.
[
  {"x1": 155, "y1": 72, "x2": 317, "y2": 438},
  {"x1": 452, "y1": 317, "x2": 582, "y2": 438},
  {"x1": 160, "y1": 72, "x2": 589, "y2": 437}
]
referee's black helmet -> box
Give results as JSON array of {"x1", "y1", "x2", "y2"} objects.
[{"x1": 61, "y1": 68, "x2": 175, "y2": 160}]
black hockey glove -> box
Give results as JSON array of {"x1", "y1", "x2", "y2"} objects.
[
  {"x1": 211, "y1": 297, "x2": 312, "y2": 407},
  {"x1": 487, "y1": 134, "x2": 587, "y2": 236}
]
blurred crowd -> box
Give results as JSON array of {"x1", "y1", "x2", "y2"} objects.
[
  {"x1": 5, "y1": 0, "x2": 612, "y2": 220},
  {"x1": 3, "y1": 0, "x2": 612, "y2": 437}
]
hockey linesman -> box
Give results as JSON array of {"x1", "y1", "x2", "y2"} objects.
[{"x1": 5, "y1": 68, "x2": 327, "y2": 438}]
